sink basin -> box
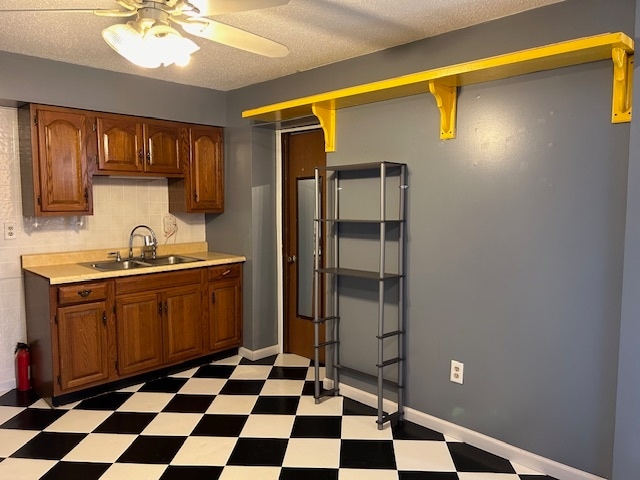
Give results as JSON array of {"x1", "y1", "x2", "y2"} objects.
[
  {"x1": 83, "y1": 260, "x2": 148, "y2": 271},
  {"x1": 142, "y1": 255, "x2": 204, "y2": 266}
]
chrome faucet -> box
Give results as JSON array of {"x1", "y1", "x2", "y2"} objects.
[{"x1": 128, "y1": 225, "x2": 158, "y2": 260}]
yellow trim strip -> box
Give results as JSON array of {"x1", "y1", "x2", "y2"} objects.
[{"x1": 243, "y1": 32, "x2": 634, "y2": 149}]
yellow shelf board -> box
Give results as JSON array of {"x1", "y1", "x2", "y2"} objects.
[{"x1": 243, "y1": 32, "x2": 633, "y2": 149}]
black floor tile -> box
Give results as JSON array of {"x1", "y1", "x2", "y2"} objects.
[
  {"x1": 191, "y1": 414, "x2": 248, "y2": 436},
  {"x1": 160, "y1": 465, "x2": 224, "y2": 480},
  {"x1": 194, "y1": 365, "x2": 236, "y2": 378},
  {"x1": 301, "y1": 381, "x2": 316, "y2": 395},
  {"x1": 139, "y1": 377, "x2": 189, "y2": 393},
  {"x1": 280, "y1": 467, "x2": 338, "y2": 479},
  {"x1": 162, "y1": 394, "x2": 215, "y2": 413},
  {"x1": 398, "y1": 473, "x2": 460, "y2": 480},
  {"x1": 75, "y1": 392, "x2": 134, "y2": 410},
  {"x1": 447, "y1": 442, "x2": 515, "y2": 473},
  {"x1": 340, "y1": 439, "x2": 396, "y2": 469},
  {"x1": 227, "y1": 437, "x2": 288, "y2": 466},
  {"x1": 291, "y1": 416, "x2": 341, "y2": 438},
  {"x1": 240, "y1": 355, "x2": 278, "y2": 365},
  {"x1": 93, "y1": 411, "x2": 157, "y2": 434},
  {"x1": 343, "y1": 398, "x2": 380, "y2": 416},
  {"x1": 268, "y1": 367, "x2": 309, "y2": 380},
  {"x1": 219, "y1": 380, "x2": 265, "y2": 395},
  {"x1": 40, "y1": 461, "x2": 111, "y2": 480},
  {"x1": 252, "y1": 396, "x2": 300, "y2": 415},
  {"x1": 392, "y1": 421, "x2": 445, "y2": 441},
  {"x1": 0, "y1": 389, "x2": 39, "y2": 407},
  {"x1": 11, "y1": 432, "x2": 86, "y2": 460},
  {"x1": 0, "y1": 408, "x2": 66, "y2": 430},
  {"x1": 117, "y1": 435, "x2": 186, "y2": 464}
]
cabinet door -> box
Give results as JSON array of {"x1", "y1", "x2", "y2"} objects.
[
  {"x1": 96, "y1": 115, "x2": 144, "y2": 173},
  {"x1": 208, "y1": 279, "x2": 242, "y2": 351},
  {"x1": 116, "y1": 292, "x2": 163, "y2": 375},
  {"x1": 162, "y1": 284, "x2": 203, "y2": 364},
  {"x1": 36, "y1": 108, "x2": 92, "y2": 214},
  {"x1": 189, "y1": 126, "x2": 224, "y2": 212},
  {"x1": 145, "y1": 121, "x2": 183, "y2": 175},
  {"x1": 57, "y1": 301, "x2": 108, "y2": 391}
]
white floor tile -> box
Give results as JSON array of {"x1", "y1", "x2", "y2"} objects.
[
  {"x1": 229, "y1": 365, "x2": 273, "y2": 380},
  {"x1": 170, "y1": 367, "x2": 199, "y2": 378},
  {"x1": 171, "y1": 436, "x2": 237, "y2": 466},
  {"x1": 117, "y1": 392, "x2": 174, "y2": 412},
  {"x1": 219, "y1": 465, "x2": 281, "y2": 480},
  {"x1": 240, "y1": 414, "x2": 295, "y2": 438},
  {"x1": 296, "y1": 395, "x2": 343, "y2": 416},
  {"x1": 341, "y1": 416, "x2": 393, "y2": 440},
  {"x1": 260, "y1": 379, "x2": 304, "y2": 396},
  {"x1": 118, "y1": 382, "x2": 144, "y2": 393},
  {"x1": 283, "y1": 438, "x2": 341, "y2": 468},
  {"x1": 63, "y1": 433, "x2": 136, "y2": 462},
  {"x1": 0, "y1": 405, "x2": 23, "y2": 424},
  {"x1": 99, "y1": 462, "x2": 167, "y2": 480},
  {"x1": 306, "y1": 366, "x2": 325, "y2": 381},
  {"x1": 0, "y1": 428, "x2": 38, "y2": 457},
  {"x1": 141, "y1": 412, "x2": 203, "y2": 436},
  {"x1": 457, "y1": 474, "x2": 520, "y2": 480},
  {"x1": 339, "y1": 468, "x2": 399, "y2": 480},
  {"x1": 178, "y1": 378, "x2": 227, "y2": 395},
  {"x1": 44, "y1": 409, "x2": 112, "y2": 432},
  {"x1": 393, "y1": 440, "x2": 457, "y2": 471},
  {"x1": 274, "y1": 354, "x2": 311, "y2": 367},
  {"x1": 212, "y1": 354, "x2": 243, "y2": 365},
  {"x1": 206, "y1": 395, "x2": 258, "y2": 414},
  {"x1": 0, "y1": 458, "x2": 57, "y2": 480},
  {"x1": 29, "y1": 399, "x2": 78, "y2": 410}
]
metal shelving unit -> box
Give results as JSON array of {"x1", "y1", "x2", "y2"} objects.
[{"x1": 313, "y1": 161, "x2": 407, "y2": 429}]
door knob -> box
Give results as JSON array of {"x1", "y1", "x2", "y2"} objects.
[{"x1": 287, "y1": 255, "x2": 297, "y2": 263}]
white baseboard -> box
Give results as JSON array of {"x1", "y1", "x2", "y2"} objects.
[
  {"x1": 238, "y1": 344, "x2": 280, "y2": 361},
  {"x1": 334, "y1": 382, "x2": 606, "y2": 480},
  {"x1": 0, "y1": 378, "x2": 15, "y2": 396}
]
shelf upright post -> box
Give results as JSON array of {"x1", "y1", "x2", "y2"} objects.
[
  {"x1": 314, "y1": 167, "x2": 322, "y2": 403},
  {"x1": 333, "y1": 169, "x2": 341, "y2": 396},
  {"x1": 397, "y1": 164, "x2": 407, "y2": 422},
  {"x1": 376, "y1": 162, "x2": 387, "y2": 429}
]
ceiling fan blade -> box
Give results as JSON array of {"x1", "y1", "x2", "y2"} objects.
[
  {"x1": 0, "y1": 8, "x2": 135, "y2": 17},
  {"x1": 180, "y1": 18, "x2": 289, "y2": 57},
  {"x1": 189, "y1": 0, "x2": 289, "y2": 16}
]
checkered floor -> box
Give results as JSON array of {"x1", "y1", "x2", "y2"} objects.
[{"x1": 0, "y1": 353, "x2": 557, "y2": 480}]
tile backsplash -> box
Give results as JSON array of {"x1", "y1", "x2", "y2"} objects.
[{"x1": 0, "y1": 106, "x2": 206, "y2": 391}]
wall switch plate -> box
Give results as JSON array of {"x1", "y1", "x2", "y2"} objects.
[
  {"x1": 4, "y1": 221, "x2": 16, "y2": 240},
  {"x1": 450, "y1": 360, "x2": 464, "y2": 384}
]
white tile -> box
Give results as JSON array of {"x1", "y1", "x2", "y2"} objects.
[
  {"x1": 296, "y1": 395, "x2": 343, "y2": 416},
  {"x1": 341, "y1": 416, "x2": 393, "y2": 440},
  {"x1": 44, "y1": 409, "x2": 112, "y2": 433},
  {"x1": 307, "y1": 366, "x2": 326, "y2": 381},
  {"x1": 240, "y1": 414, "x2": 295, "y2": 438},
  {"x1": 274, "y1": 354, "x2": 311, "y2": 367},
  {"x1": 206, "y1": 395, "x2": 258, "y2": 414},
  {"x1": 219, "y1": 466, "x2": 280, "y2": 480},
  {"x1": 260, "y1": 379, "x2": 304, "y2": 396},
  {"x1": 283, "y1": 438, "x2": 341, "y2": 468},
  {"x1": 0, "y1": 428, "x2": 38, "y2": 457},
  {"x1": 179, "y1": 378, "x2": 226, "y2": 395},
  {"x1": 117, "y1": 392, "x2": 174, "y2": 412},
  {"x1": 212, "y1": 355, "x2": 243, "y2": 365},
  {"x1": 457, "y1": 474, "x2": 520, "y2": 480},
  {"x1": 510, "y1": 461, "x2": 544, "y2": 474},
  {"x1": 99, "y1": 463, "x2": 167, "y2": 480},
  {"x1": 171, "y1": 436, "x2": 237, "y2": 466},
  {"x1": 0, "y1": 405, "x2": 23, "y2": 424},
  {"x1": 170, "y1": 367, "x2": 199, "y2": 378},
  {"x1": 0, "y1": 458, "x2": 57, "y2": 480},
  {"x1": 339, "y1": 469, "x2": 398, "y2": 480},
  {"x1": 118, "y1": 382, "x2": 144, "y2": 393},
  {"x1": 28, "y1": 399, "x2": 78, "y2": 410},
  {"x1": 63, "y1": 433, "x2": 136, "y2": 462},
  {"x1": 229, "y1": 365, "x2": 272, "y2": 380},
  {"x1": 141, "y1": 412, "x2": 203, "y2": 436},
  {"x1": 393, "y1": 440, "x2": 457, "y2": 471}
]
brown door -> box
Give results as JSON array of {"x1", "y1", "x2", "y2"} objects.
[
  {"x1": 163, "y1": 284, "x2": 203, "y2": 364},
  {"x1": 144, "y1": 120, "x2": 183, "y2": 174},
  {"x1": 283, "y1": 129, "x2": 326, "y2": 360},
  {"x1": 96, "y1": 114, "x2": 144, "y2": 173},
  {"x1": 189, "y1": 126, "x2": 224, "y2": 212}
]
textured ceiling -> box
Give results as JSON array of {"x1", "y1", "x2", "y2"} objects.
[{"x1": 0, "y1": 0, "x2": 563, "y2": 91}]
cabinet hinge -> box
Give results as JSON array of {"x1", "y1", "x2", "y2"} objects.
[
  {"x1": 53, "y1": 314, "x2": 57, "y2": 325},
  {"x1": 57, "y1": 375, "x2": 61, "y2": 386},
  {"x1": 102, "y1": 311, "x2": 107, "y2": 326},
  {"x1": 37, "y1": 195, "x2": 41, "y2": 206},
  {"x1": 33, "y1": 115, "x2": 38, "y2": 126},
  {"x1": 92, "y1": 123, "x2": 97, "y2": 132}
]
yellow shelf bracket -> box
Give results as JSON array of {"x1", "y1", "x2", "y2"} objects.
[
  {"x1": 311, "y1": 103, "x2": 336, "y2": 152},
  {"x1": 428, "y1": 81, "x2": 457, "y2": 139},
  {"x1": 611, "y1": 48, "x2": 633, "y2": 123}
]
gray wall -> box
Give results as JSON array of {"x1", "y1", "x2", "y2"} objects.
[{"x1": 224, "y1": 0, "x2": 636, "y2": 476}]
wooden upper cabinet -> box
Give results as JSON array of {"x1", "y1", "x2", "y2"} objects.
[
  {"x1": 168, "y1": 126, "x2": 224, "y2": 213},
  {"x1": 19, "y1": 105, "x2": 93, "y2": 216},
  {"x1": 145, "y1": 120, "x2": 184, "y2": 175},
  {"x1": 96, "y1": 115, "x2": 144, "y2": 173}
]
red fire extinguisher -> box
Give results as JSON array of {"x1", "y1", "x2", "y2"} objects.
[{"x1": 15, "y1": 343, "x2": 31, "y2": 391}]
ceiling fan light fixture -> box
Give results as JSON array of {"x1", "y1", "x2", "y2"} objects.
[
  {"x1": 102, "y1": 22, "x2": 161, "y2": 68},
  {"x1": 144, "y1": 24, "x2": 200, "y2": 67}
]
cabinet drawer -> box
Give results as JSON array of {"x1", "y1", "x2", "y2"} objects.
[
  {"x1": 116, "y1": 269, "x2": 202, "y2": 295},
  {"x1": 58, "y1": 282, "x2": 108, "y2": 306},
  {"x1": 208, "y1": 263, "x2": 240, "y2": 282}
]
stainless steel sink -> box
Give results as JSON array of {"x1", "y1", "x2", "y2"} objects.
[
  {"x1": 141, "y1": 255, "x2": 204, "y2": 266},
  {"x1": 82, "y1": 260, "x2": 148, "y2": 271}
]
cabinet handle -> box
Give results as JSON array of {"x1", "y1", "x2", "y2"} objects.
[
  {"x1": 147, "y1": 139, "x2": 153, "y2": 165},
  {"x1": 102, "y1": 311, "x2": 107, "y2": 326},
  {"x1": 84, "y1": 188, "x2": 89, "y2": 203},
  {"x1": 164, "y1": 301, "x2": 168, "y2": 314},
  {"x1": 193, "y1": 190, "x2": 198, "y2": 202},
  {"x1": 222, "y1": 269, "x2": 231, "y2": 276},
  {"x1": 211, "y1": 292, "x2": 215, "y2": 304},
  {"x1": 139, "y1": 149, "x2": 143, "y2": 160},
  {"x1": 78, "y1": 289, "x2": 92, "y2": 297},
  {"x1": 158, "y1": 302, "x2": 163, "y2": 315}
]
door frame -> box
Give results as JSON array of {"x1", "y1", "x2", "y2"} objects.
[{"x1": 275, "y1": 124, "x2": 323, "y2": 354}]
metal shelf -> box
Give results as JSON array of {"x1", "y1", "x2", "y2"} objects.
[{"x1": 317, "y1": 267, "x2": 402, "y2": 280}]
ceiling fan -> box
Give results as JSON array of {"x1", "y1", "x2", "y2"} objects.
[{"x1": 0, "y1": 0, "x2": 291, "y2": 68}]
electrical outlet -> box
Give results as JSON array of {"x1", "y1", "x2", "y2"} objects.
[
  {"x1": 4, "y1": 222, "x2": 16, "y2": 240},
  {"x1": 450, "y1": 360, "x2": 464, "y2": 384}
]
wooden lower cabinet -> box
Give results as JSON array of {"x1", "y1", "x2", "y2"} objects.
[
  {"x1": 163, "y1": 284, "x2": 203, "y2": 364},
  {"x1": 207, "y1": 263, "x2": 243, "y2": 352}
]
